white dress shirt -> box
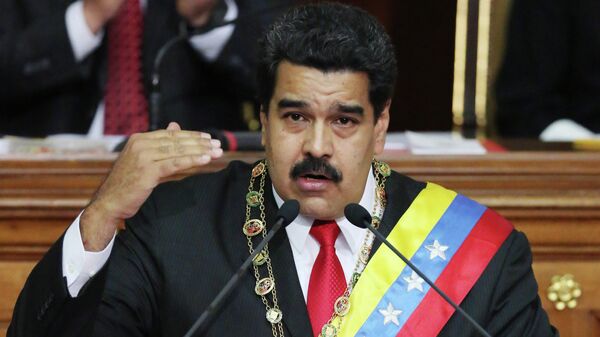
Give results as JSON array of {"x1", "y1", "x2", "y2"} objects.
[
  {"x1": 64, "y1": 0, "x2": 238, "y2": 138},
  {"x1": 276, "y1": 169, "x2": 374, "y2": 301},
  {"x1": 62, "y1": 168, "x2": 375, "y2": 298}
]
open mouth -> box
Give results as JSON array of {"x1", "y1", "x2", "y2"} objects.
[{"x1": 302, "y1": 173, "x2": 331, "y2": 180}]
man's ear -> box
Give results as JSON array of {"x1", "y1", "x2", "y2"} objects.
[
  {"x1": 259, "y1": 107, "x2": 268, "y2": 147},
  {"x1": 373, "y1": 100, "x2": 391, "y2": 155}
]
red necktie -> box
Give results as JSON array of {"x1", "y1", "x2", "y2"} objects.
[
  {"x1": 104, "y1": 0, "x2": 148, "y2": 135},
  {"x1": 307, "y1": 220, "x2": 346, "y2": 337}
]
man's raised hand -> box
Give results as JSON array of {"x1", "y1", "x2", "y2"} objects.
[{"x1": 80, "y1": 122, "x2": 223, "y2": 251}]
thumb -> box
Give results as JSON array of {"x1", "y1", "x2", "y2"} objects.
[{"x1": 166, "y1": 122, "x2": 181, "y2": 131}]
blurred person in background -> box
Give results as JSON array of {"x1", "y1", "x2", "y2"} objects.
[
  {"x1": 495, "y1": 0, "x2": 600, "y2": 139},
  {"x1": 0, "y1": 0, "x2": 290, "y2": 138}
]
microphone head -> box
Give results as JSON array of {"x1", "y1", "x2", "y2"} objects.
[
  {"x1": 277, "y1": 199, "x2": 300, "y2": 227},
  {"x1": 344, "y1": 203, "x2": 372, "y2": 229}
]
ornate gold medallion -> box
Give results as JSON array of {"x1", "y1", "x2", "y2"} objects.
[
  {"x1": 243, "y1": 219, "x2": 265, "y2": 237},
  {"x1": 377, "y1": 161, "x2": 391, "y2": 177},
  {"x1": 359, "y1": 245, "x2": 371, "y2": 265},
  {"x1": 372, "y1": 215, "x2": 381, "y2": 229},
  {"x1": 266, "y1": 308, "x2": 283, "y2": 324},
  {"x1": 246, "y1": 191, "x2": 261, "y2": 207},
  {"x1": 255, "y1": 277, "x2": 275, "y2": 296},
  {"x1": 252, "y1": 162, "x2": 266, "y2": 177},
  {"x1": 334, "y1": 296, "x2": 350, "y2": 316},
  {"x1": 252, "y1": 249, "x2": 269, "y2": 266},
  {"x1": 321, "y1": 324, "x2": 337, "y2": 337}
]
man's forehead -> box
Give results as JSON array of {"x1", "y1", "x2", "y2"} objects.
[{"x1": 272, "y1": 62, "x2": 370, "y2": 102}]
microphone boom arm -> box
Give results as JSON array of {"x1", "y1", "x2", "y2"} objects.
[{"x1": 182, "y1": 219, "x2": 285, "y2": 337}]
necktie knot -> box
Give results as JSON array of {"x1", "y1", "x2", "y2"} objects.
[{"x1": 310, "y1": 220, "x2": 340, "y2": 248}]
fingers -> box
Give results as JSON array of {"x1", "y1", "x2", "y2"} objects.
[
  {"x1": 130, "y1": 137, "x2": 222, "y2": 162},
  {"x1": 121, "y1": 122, "x2": 224, "y2": 184},
  {"x1": 138, "y1": 129, "x2": 211, "y2": 139},
  {"x1": 155, "y1": 155, "x2": 214, "y2": 184},
  {"x1": 166, "y1": 121, "x2": 181, "y2": 131}
]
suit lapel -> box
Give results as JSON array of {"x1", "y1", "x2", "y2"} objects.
[
  {"x1": 370, "y1": 172, "x2": 426, "y2": 258},
  {"x1": 234, "y1": 172, "x2": 312, "y2": 336},
  {"x1": 264, "y1": 180, "x2": 313, "y2": 337}
]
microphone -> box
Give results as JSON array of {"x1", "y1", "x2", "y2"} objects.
[
  {"x1": 344, "y1": 203, "x2": 493, "y2": 337},
  {"x1": 182, "y1": 199, "x2": 300, "y2": 337},
  {"x1": 149, "y1": 1, "x2": 292, "y2": 131},
  {"x1": 204, "y1": 129, "x2": 263, "y2": 151}
]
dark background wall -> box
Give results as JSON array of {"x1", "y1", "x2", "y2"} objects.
[{"x1": 304, "y1": 0, "x2": 457, "y2": 132}]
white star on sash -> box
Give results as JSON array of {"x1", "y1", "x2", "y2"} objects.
[
  {"x1": 425, "y1": 239, "x2": 449, "y2": 260},
  {"x1": 403, "y1": 271, "x2": 425, "y2": 292},
  {"x1": 378, "y1": 302, "x2": 403, "y2": 326}
]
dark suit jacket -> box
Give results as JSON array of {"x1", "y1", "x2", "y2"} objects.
[
  {"x1": 495, "y1": 0, "x2": 600, "y2": 137},
  {"x1": 0, "y1": 0, "x2": 283, "y2": 137},
  {"x1": 8, "y1": 161, "x2": 558, "y2": 336}
]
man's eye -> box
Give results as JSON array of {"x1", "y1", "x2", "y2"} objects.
[
  {"x1": 288, "y1": 113, "x2": 304, "y2": 121},
  {"x1": 336, "y1": 117, "x2": 356, "y2": 126}
]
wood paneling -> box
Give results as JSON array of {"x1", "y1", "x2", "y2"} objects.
[{"x1": 1, "y1": 152, "x2": 599, "y2": 335}]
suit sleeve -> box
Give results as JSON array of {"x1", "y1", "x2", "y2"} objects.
[
  {"x1": 89, "y1": 201, "x2": 163, "y2": 337},
  {"x1": 8, "y1": 194, "x2": 161, "y2": 337},
  {"x1": 195, "y1": 0, "x2": 293, "y2": 102},
  {"x1": 7, "y1": 234, "x2": 109, "y2": 337},
  {"x1": 0, "y1": 1, "x2": 96, "y2": 103},
  {"x1": 485, "y1": 231, "x2": 559, "y2": 337}
]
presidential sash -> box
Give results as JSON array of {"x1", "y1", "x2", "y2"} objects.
[{"x1": 335, "y1": 182, "x2": 513, "y2": 337}]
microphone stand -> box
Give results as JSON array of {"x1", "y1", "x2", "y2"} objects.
[{"x1": 182, "y1": 199, "x2": 299, "y2": 337}]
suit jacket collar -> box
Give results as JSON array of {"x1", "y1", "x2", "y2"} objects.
[
  {"x1": 370, "y1": 171, "x2": 427, "y2": 258},
  {"x1": 263, "y1": 174, "x2": 313, "y2": 336}
]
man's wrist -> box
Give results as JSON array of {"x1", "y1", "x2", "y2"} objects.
[
  {"x1": 80, "y1": 202, "x2": 120, "y2": 252},
  {"x1": 184, "y1": 0, "x2": 228, "y2": 33},
  {"x1": 82, "y1": 0, "x2": 109, "y2": 34}
]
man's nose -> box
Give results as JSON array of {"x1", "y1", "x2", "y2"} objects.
[{"x1": 302, "y1": 122, "x2": 333, "y2": 158}]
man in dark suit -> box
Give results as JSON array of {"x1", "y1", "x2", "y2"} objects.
[
  {"x1": 0, "y1": 0, "x2": 283, "y2": 137},
  {"x1": 495, "y1": 0, "x2": 600, "y2": 138},
  {"x1": 9, "y1": 3, "x2": 558, "y2": 337}
]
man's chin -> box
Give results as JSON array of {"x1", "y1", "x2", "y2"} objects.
[{"x1": 298, "y1": 198, "x2": 343, "y2": 220}]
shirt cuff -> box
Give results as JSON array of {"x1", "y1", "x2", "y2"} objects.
[
  {"x1": 62, "y1": 211, "x2": 115, "y2": 297},
  {"x1": 65, "y1": 0, "x2": 104, "y2": 61},
  {"x1": 188, "y1": 0, "x2": 238, "y2": 62}
]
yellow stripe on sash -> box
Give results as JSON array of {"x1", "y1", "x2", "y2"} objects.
[{"x1": 336, "y1": 183, "x2": 456, "y2": 337}]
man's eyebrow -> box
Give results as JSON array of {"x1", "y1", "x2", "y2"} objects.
[
  {"x1": 334, "y1": 103, "x2": 364, "y2": 115},
  {"x1": 277, "y1": 99, "x2": 309, "y2": 109}
]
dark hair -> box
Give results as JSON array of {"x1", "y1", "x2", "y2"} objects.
[{"x1": 257, "y1": 2, "x2": 397, "y2": 119}]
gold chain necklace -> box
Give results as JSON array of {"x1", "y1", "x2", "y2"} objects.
[{"x1": 243, "y1": 160, "x2": 391, "y2": 337}]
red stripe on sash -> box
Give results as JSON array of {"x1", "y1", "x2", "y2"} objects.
[{"x1": 397, "y1": 209, "x2": 513, "y2": 337}]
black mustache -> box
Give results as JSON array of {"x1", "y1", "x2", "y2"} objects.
[{"x1": 289, "y1": 157, "x2": 343, "y2": 183}]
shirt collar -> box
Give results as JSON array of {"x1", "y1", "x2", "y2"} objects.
[{"x1": 273, "y1": 167, "x2": 375, "y2": 255}]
